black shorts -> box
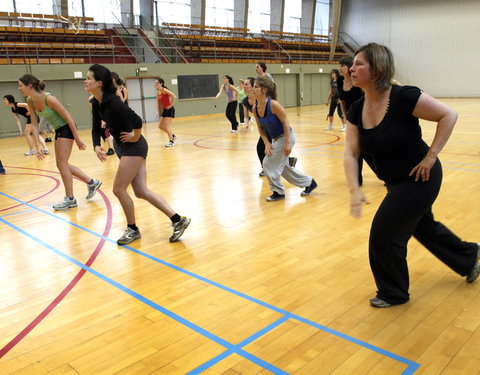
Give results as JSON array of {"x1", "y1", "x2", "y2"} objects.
[
  {"x1": 161, "y1": 107, "x2": 175, "y2": 118},
  {"x1": 54, "y1": 124, "x2": 75, "y2": 140},
  {"x1": 118, "y1": 134, "x2": 148, "y2": 158}
]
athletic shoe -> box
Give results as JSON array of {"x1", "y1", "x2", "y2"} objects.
[
  {"x1": 301, "y1": 179, "x2": 318, "y2": 196},
  {"x1": 85, "y1": 179, "x2": 102, "y2": 200},
  {"x1": 370, "y1": 297, "x2": 392, "y2": 308},
  {"x1": 289, "y1": 157, "x2": 297, "y2": 168},
  {"x1": 106, "y1": 148, "x2": 115, "y2": 155},
  {"x1": 53, "y1": 196, "x2": 77, "y2": 211},
  {"x1": 173, "y1": 134, "x2": 177, "y2": 141},
  {"x1": 24, "y1": 149, "x2": 35, "y2": 156},
  {"x1": 325, "y1": 124, "x2": 333, "y2": 130},
  {"x1": 165, "y1": 141, "x2": 174, "y2": 147},
  {"x1": 169, "y1": 216, "x2": 191, "y2": 242},
  {"x1": 259, "y1": 170, "x2": 265, "y2": 177},
  {"x1": 266, "y1": 192, "x2": 285, "y2": 202},
  {"x1": 45, "y1": 137, "x2": 52, "y2": 142},
  {"x1": 43, "y1": 148, "x2": 49, "y2": 155},
  {"x1": 341, "y1": 125, "x2": 347, "y2": 132},
  {"x1": 466, "y1": 244, "x2": 480, "y2": 283},
  {"x1": 231, "y1": 130, "x2": 238, "y2": 134},
  {"x1": 117, "y1": 227, "x2": 141, "y2": 245}
]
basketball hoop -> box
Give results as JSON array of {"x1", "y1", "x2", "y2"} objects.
[{"x1": 58, "y1": 15, "x2": 82, "y2": 34}]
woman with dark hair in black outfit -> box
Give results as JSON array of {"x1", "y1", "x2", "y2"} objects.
[
  {"x1": 325, "y1": 69, "x2": 344, "y2": 130},
  {"x1": 85, "y1": 64, "x2": 190, "y2": 245},
  {"x1": 344, "y1": 43, "x2": 479, "y2": 308}
]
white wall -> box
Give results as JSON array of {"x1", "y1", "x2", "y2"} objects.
[{"x1": 340, "y1": 0, "x2": 480, "y2": 97}]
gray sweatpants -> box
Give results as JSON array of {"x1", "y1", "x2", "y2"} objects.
[{"x1": 262, "y1": 132, "x2": 312, "y2": 195}]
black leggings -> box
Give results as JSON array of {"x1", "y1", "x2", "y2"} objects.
[
  {"x1": 369, "y1": 160, "x2": 478, "y2": 305},
  {"x1": 328, "y1": 97, "x2": 343, "y2": 118},
  {"x1": 226, "y1": 101, "x2": 238, "y2": 130}
]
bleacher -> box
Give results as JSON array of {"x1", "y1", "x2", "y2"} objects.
[
  {"x1": 0, "y1": 17, "x2": 348, "y2": 65},
  {"x1": 0, "y1": 13, "x2": 135, "y2": 64}
]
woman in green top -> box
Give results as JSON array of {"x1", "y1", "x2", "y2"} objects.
[
  {"x1": 236, "y1": 79, "x2": 247, "y2": 125},
  {"x1": 18, "y1": 74, "x2": 102, "y2": 211}
]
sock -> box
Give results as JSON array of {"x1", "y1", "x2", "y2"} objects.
[
  {"x1": 68, "y1": 196, "x2": 74, "y2": 200},
  {"x1": 128, "y1": 223, "x2": 138, "y2": 231},
  {"x1": 170, "y1": 213, "x2": 181, "y2": 223},
  {"x1": 87, "y1": 179, "x2": 94, "y2": 185}
]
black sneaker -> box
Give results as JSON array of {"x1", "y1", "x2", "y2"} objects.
[
  {"x1": 301, "y1": 178, "x2": 317, "y2": 196},
  {"x1": 266, "y1": 192, "x2": 285, "y2": 202},
  {"x1": 289, "y1": 156, "x2": 297, "y2": 168},
  {"x1": 45, "y1": 137, "x2": 52, "y2": 142},
  {"x1": 106, "y1": 148, "x2": 115, "y2": 155}
]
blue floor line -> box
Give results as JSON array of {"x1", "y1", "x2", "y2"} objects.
[
  {"x1": 1, "y1": 192, "x2": 420, "y2": 373},
  {"x1": 0, "y1": 216, "x2": 287, "y2": 374}
]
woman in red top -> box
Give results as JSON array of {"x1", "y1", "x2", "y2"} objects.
[{"x1": 155, "y1": 78, "x2": 177, "y2": 147}]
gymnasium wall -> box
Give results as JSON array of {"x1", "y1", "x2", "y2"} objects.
[
  {"x1": 340, "y1": 0, "x2": 480, "y2": 97},
  {"x1": 0, "y1": 62, "x2": 334, "y2": 137}
]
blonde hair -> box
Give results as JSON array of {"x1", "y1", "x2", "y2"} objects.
[{"x1": 355, "y1": 43, "x2": 394, "y2": 92}]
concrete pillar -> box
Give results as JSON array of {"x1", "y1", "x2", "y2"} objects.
[
  {"x1": 234, "y1": 0, "x2": 248, "y2": 29},
  {"x1": 270, "y1": 0, "x2": 284, "y2": 31},
  {"x1": 300, "y1": 0, "x2": 316, "y2": 34},
  {"x1": 191, "y1": 0, "x2": 205, "y2": 25}
]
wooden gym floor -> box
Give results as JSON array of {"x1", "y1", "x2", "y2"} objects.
[{"x1": 0, "y1": 99, "x2": 479, "y2": 374}]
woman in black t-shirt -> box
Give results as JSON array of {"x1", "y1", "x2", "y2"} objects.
[
  {"x1": 86, "y1": 64, "x2": 190, "y2": 246},
  {"x1": 3, "y1": 94, "x2": 49, "y2": 156},
  {"x1": 344, "y1": 43, "x2": 479, "y2": 308}
]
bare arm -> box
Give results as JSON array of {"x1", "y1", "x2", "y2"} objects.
[
  {"x1": 163, "y1": 88, "x2": 176, "y2": 107},
  {"x1": 46, "y1": 95, "x2": 86, "y2": 150},
  {"x1": 11, "y1": 113, "x2": 23, "y2": 135},
  {"x1": 215, "y1": 84, "x2": 224, "y2": 99},
  {"x1": 344, "y1": 122, "x2": 369, "y2": 217},
  {"x1": 409, "y1": 92, "x2": 458, "y2": 182},
  {"x1": 252, "y1": 104, "x2": 272, "y2": 155},
  {"x1": 270, "y1": 100, "x2": 292, "y2": 156}
]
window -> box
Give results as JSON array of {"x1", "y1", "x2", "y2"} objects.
[
  {"x1": 247, "y1": 0, "x2": 270, "y2": 34},
  {"x1": 68, "y1": 0, "x2": 121, "y2": 23},
  {"x1": 314, "y1": 0, "x2": 330, "y2": 36},
  {"x1": 15, "y1": 0, "x2": 54, "y2": 14},
  {"x1": 283, "y1": 0, "x2": 301, "y2": 33},
  {"x1": 205, "y1": 0, "x2": 234, "y2": 28},
  {"x1": 154, "y1": 0, "x2": 191, "y2": 26}
]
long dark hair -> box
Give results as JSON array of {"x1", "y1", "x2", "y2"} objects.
[
  {"x1": 19, "y1": 74, "x2": 46, "y2": 91},
  {"x1": 156, "y1": 77, "x2": 168, "y2": 90},
  {"x1": 88, "y1": 64, "x2": 117, "y2": 94},
  {"x1": 224, "y1": 75, "x2": 234, "y2": 85}
]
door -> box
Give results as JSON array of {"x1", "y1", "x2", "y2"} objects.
[{"x1": 126, "y1": 77, "x2": 158, "y2": 123}]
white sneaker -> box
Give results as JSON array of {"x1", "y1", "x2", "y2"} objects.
[
  {"x1": 53, "y1": 196, "x2": 77, "y2": 211},
  {"x1": 231, "y1": 130, "x2": 238, "y2": 134},
  {"x1": 341, "y1": 125, "x2": 346, "y2": 132},
  {"x1": 165, "y1": 141, "x2": 174, "y2": 147},
  {"x1": 324, "y1": 124, "x2": 333, "y2": 130},
  {"x1": 24, "y1": 149, "x2": 35, "y2": 156},
  {"x1": 43, "y1": 148, "x2": 50, "y2": 154},
  {"x1": 86, "y1": 179, "x2": 102, "y2": 200}
]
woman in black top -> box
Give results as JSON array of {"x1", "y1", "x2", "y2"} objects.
[
  {"x1": 3, "y1": 94, "x2": 49, "y2": 156},
  {"x1": 86, "y1": 64, "x2": 190, "y2": 245},
  {"x1": 344, "y1": 43, "x2": 479, "y2": 308},
  {"x1": 325, "y1": 69, "x2": 343, "y2": 130}
]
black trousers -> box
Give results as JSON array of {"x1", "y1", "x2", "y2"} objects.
[
  {"x1": 226, "y1": 101, "x2": 238, "y2": 130},
  {"x1": 256, "y1": 135, "x2": 273, "y2": 165},
  {"x1": 369, "y1": 160, "x2": 477, "y2": 305}
]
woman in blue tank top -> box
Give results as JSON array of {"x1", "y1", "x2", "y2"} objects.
[
  {"x1": 215, "y1": 75, "x2": 239, "y2": 133},
  {"x1": 252, "y1": 77, "x2": 317, "y2": 201}
]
